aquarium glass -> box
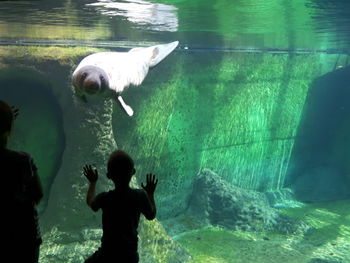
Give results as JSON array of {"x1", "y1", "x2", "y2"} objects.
[{"x1": 0, "y1": 0, "x2": 349, "y2": 262}]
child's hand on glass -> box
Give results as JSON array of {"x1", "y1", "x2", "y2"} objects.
[{"x1": 141, "y1": 173, "x2": 158, "y2": 195}]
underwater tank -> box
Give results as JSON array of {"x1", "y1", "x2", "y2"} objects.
[{"x1": 0, "y1": 0, "x2": 350, "y2": 262}]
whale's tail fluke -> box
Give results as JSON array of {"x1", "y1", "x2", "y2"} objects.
[
  {"x1": 148, "y1": 41, "x2": 179, "y2": 67},
  {"x1": 129, "y1": 41, "x2": 179, "y2": 67}
]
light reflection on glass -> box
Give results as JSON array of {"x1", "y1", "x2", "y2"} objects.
[{"x1": 87, "y1": 0, "x2": 178, "y2": 32}]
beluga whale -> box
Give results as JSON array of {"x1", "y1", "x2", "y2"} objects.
[{"x1": 72, "y1": 41, "x2": 179, "y2": 116}]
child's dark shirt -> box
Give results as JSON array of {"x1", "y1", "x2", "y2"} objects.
[{"x1": 90, "y1": 187, "x2": 153, "y2": 253}]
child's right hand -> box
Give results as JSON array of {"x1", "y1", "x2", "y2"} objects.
[
  {"x1": 141, "y1": 173, "x2": 158, "y2": 195},
  {"x1": 83, "y1": 164, "x2": 98, "y2": 183}
]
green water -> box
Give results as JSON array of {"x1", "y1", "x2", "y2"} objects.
[{"x1": 0, "y1": 0, "x2": 349, "y2": 262}]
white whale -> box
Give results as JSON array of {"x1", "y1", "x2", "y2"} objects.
[{"x1": 72, "y1": 41, "x2": 179, "y2": 116}]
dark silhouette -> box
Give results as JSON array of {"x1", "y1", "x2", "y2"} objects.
[
  {"x1": 83, "y1": 150, "x2": 158, "y2": 263},
  {"x1": 0, "y1": 100, "x2": 43, "y2": 263}
]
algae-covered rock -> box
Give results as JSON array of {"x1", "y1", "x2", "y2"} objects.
[
  {"x1": 188, "y1": 168, "x2": 310, "y2": 234},
  {"x1": 138, "y1": 218, "x2": 192, "y2": 262}
]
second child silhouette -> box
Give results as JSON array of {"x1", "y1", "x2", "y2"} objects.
[
  {"x1": 83, "y1": 150, "x2": 158, "y2": 263},
  {"x1": 0, "y1": 100, "x2": 43, "y2": 263}
]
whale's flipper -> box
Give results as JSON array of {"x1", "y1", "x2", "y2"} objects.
[
  {"x1": 129, "y1": 41, "x2": 179, "y2": 67},
  {"x1": 117, "y1": 95, "x2": 134, "y2": 116}
]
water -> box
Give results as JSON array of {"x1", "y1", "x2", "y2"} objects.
[{"x1": 0, "y1": 0, "x2": 350, "y2": 262}]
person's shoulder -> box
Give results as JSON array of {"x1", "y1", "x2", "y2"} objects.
[{"x1": 16, "y1": 150, "x2": 32, "y2": 159}]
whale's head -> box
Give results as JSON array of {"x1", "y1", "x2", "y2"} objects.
[{"x1": 72, "y1": 65, "x2": 110, "y2": 97}]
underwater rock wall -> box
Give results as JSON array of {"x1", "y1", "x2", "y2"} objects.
[
  {"x1": 187, "y1": 169, "x2": 310, "y2": 234},
  {"x1": 113, "y1": 52, "x2": 222, "y2": 219},
  {"x1": 42, "y1": 96, "x2": 116, "y2": 230},
  {"x1": 114, "y1": 52, "x2": 344, "y2": 219}
]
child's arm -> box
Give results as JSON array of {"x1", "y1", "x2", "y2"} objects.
[
  {"x1": 83, "y1": 164, "x2": 98, "y2": 207},
  {"x1": 141, "y1": 173, "x2": 158, "y2": 220}
]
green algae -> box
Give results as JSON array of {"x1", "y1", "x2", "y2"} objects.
[
  {"x1": 174, "y1": 201, "x2": 350, "y2": 263},
  {"x1": 113, "y1": 51, "x2": 340, "y2": 218},
  {"x1": 281, "y1": 201, "x2": 350, "y2": 242},
  {"x1": 172, "y1": 203, "x2": 349, "y2": 263},
  {"x1": 175, "y1": 227, "x2": 306, "y2": 263}
]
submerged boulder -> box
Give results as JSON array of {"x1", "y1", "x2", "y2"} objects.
[{"x1": 188, "y1": 169, "x2": 310, "y2": 234}]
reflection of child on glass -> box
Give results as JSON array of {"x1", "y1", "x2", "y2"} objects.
[
  {"x1": 0, "y1": 100, "x2": 43, "y2": 263},
  {"x1": 83, "y1": 150, "x2": 158, "y2": 263}
]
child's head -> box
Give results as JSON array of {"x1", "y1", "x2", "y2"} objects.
[
  {"x1": 107, "y1": 150, "x2": 135, "y2": 186},
  {"x1": 0, "y1": 100, "x2": 14, "y2": 145}
]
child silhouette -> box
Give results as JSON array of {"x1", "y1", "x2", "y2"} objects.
[
  {"x1": 0, "y1": 100, "x2": 43, "y2": 263},
  {"x1": 83, "y1": 150, "x2": 158, "y2": 263}
]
